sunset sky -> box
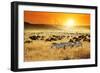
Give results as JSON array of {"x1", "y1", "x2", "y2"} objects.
[{"x1": 24, "y1": 11, "x2": 90, "y2": 28}]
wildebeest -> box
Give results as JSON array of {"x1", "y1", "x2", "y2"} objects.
[
  {"x1": 45, "y1": 37, "x2": 57, "y2": 41},
  {"x1": 29, "y1": 35, "x2": 40, "y2": 40},
  {"x1": 52, "y1": 35, "x2": 65, "y2": 40},
  {"x1": 39, "y1": 36, "x2": 44, "y2": 40},
  {"x1": 29, "y1": 35, "x2": 45, "y2": 40},
  {"x1": 24, "y1": 40, "x2": 32, "y2": 43},
  {"x1": 83, "y1": 38, "x2": 90, "y2": 42}
]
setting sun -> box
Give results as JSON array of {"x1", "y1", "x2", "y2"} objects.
[{"x1": 66, "y1": 19, "x2": 75, "y2": 27}]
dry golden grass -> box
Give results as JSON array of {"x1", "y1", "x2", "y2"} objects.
[{"x1": 24, "y1": 38, "x2": 90, "y2": 62}]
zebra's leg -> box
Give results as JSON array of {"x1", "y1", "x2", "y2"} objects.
[{"x1": 63, "y1": 45, "x2": 66, "y2": 49}]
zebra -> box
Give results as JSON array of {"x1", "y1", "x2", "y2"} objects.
[{"x1": 51, "y1": 41, "x2": 82, "y2": 49}]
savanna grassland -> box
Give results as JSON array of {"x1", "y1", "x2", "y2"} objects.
[{"x1": 24, "y1": 31, "x2": 90, "y2": 62}]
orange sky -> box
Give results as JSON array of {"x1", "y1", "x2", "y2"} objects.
[{"x1": 24, "y1": 11, "x2": 90, "y2": 27}]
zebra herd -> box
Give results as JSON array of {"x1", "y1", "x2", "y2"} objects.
[
  {"x1": 51, "y1": 41, "x2": 82, "y2": 49},
  {"x1": 51, "y1": 34, "x2": 90, "y2": 49}
]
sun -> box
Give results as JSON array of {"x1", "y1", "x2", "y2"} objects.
[{"x1": 65, "y1": 19, "x2": 75, "y2": 27}]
